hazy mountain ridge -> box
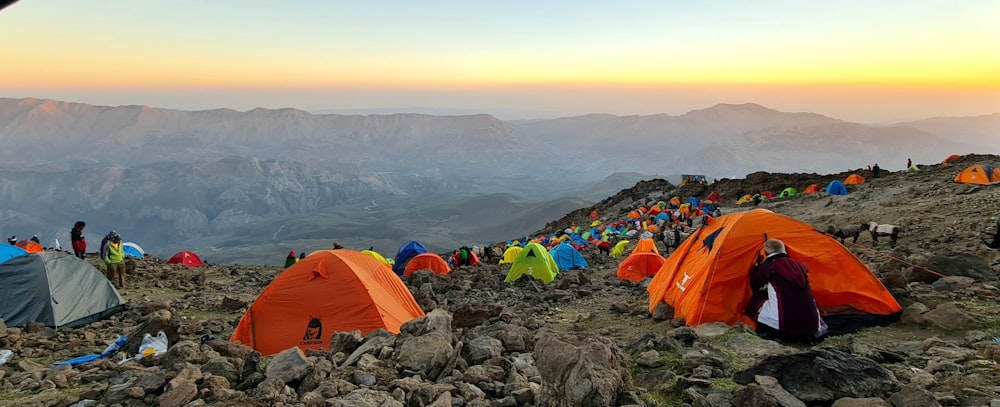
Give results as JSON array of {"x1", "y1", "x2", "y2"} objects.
[
  {"x1": 2, "y1": 97, "x2": 998, "y2": 264},
  {"x1": 892, "y1": 113, "x2": 1000, "y2": 149}
]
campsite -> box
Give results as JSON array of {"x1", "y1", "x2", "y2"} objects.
[{"x1": 1, "y1": 154, "x2": 1000, "y2": 406}]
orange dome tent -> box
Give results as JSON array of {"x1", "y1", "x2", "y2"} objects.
[
  {"x1": 632, "y1": 238, "x2": 660, "y2": 256},
  {"x1": 647, "y1": 209, "x2": 901, "y2": 332},
  {"x1": 617, "y1": 252, "x2": 666, "y2": 282},
  {"x1": 942, "y1": 154, "x2": 961, "y2": 164},
  {"x1": 231, "y1": 250, "x2": 425, "y2": 356},
  {"x1": 803, "y1": 184, "x2": 820, "y2": 194},
  {"x1": 14, "y1": 240, "x2": 43, "y2": 253},
  {"x1": 167, "y1": 251, "x2": 203, "y2": 267},
  {"x1": 844, "y1": 174, "x2": 866, "y2": 185},
  {"x1": 954, "y1": 164, "x2": 1000, "y2": 185},
  {"x1": 404, "y1": 253, "x2": 452, "y2": 276}
]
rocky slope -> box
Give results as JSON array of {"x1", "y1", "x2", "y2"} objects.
[{"x1": 1, "y1": 154, "x2": 999, "y2": 406}]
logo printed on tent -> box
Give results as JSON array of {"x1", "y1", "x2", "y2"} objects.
[{"x1": 301, "y1": 317, "x2": 323, "y2": 345}]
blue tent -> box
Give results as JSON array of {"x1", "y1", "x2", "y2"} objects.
[
  {"x1": 656, "y1": 212, "x2": 670, "y2": 222},
  {"x1": 826, "y1": 180, "x2": 848, "y2": 195},
  {"x1": 688, "y1": 197, "x2": 700, "y2": 207},
  {"x1": 393, "y1": 241, "x2": 428, "y2": 275},
  {"x1": 0, "y1": 245, "x2": 28, "y2": 264},
  {"x1": 549, "y1": 242, "x2": 588, "y2": 271},
  {"x1": 122, "y1": 242, "x2": 144, "y2": 258}
]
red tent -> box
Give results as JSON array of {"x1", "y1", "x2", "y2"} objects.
[{"x1": 167, "y1": 251, "x2": 203, "y2": 267}]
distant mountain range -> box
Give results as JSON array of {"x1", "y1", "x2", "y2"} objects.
[{"x1": 1, "y1": 97, "x2": 996, "y2": 264}]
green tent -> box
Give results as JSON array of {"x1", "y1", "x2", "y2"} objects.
[
  {"x1": 505, "y1": 242, "x2": 560, "y2": 283},
  {"x1": 610, "y1": 240, "x2": 630, "y2": 258},
  {"x1": 778, "y1": 187, "x2": 798, "y2": 198}
]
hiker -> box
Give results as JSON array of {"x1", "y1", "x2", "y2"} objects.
[
  {"x1": 299, "y1": 252, "x2": 306, "y2": 261},
  {"x1": 285, "y1": 251, "x2": 297, "y2": 268},
  {"x1": 103, "y1": 234, "x2": 126, "y2": 289},
  {"x1": 30, "y1": 235, "x2": 39, "y2": 244},
  {"x1": 455, "y1": 246, "x2": 472, "y2": 266},
  {"x1": 752, "y1": 194, "x2": 762, "y2": 207},
  {"x1": 906, "y1": 158, "x2": 912, "y2": 169},
  {"x1": 743, "y1": 239, "x2": 827, "y2": 343},
  {"x1": 71, "y1": 221, "x2": 87, "y2": 258},
  {"x1": 872, "y1": 163, "x2": 880, "y2": 179},
  {"x1": 100, "y1": 231, "x2": 118, "y2": 261},
  {"x1": 332, "y1": 241, "x2": 344, "y2": 249},
  {"x1": 7, "y1": 235, "x2": 15, "y2": 245}
]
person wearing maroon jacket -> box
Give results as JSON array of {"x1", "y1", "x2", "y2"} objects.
[
  {"x1": 70, "y1": 221, "x2": 87, "y2": 258},
  {"x1": 743, "y1": 239, "x2": 828, "y2": 343}
]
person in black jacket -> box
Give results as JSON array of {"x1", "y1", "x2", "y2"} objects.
[{"x1": 71, "y1": 221, "x2": 87, "y2": 258}]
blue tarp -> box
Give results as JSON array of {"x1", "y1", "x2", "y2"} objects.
[
  {"x1": 826, "y1": 180, "x2": 848, "y2": 195},
  {"x1": 393, "y1": 241, "x2": 428, "y2": 275},
  {"x1": 549, "y1": 242, "x2": 588, "y2": 271},
  {"x1": 122, "y1": 245, "x2": 143, "y2": 259},
  {"x1": 0, "y1": 245, "x2": 28, "y2": 264}
]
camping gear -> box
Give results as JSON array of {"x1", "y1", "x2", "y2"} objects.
[
  {"x1": 825, "y1": 180, "x2": 848, "y2": 195},
  {"x1": 499, "y1": 246, "x2": 522, "y2": 264},
  {"x1": 647, "y1": 209, "x2": 901, "y2": 334},
  {"x1": 392, "y1": 241, "x2": 428, "y2": 275},
  {"x1": 0, "y1": 251, "x2": 125, "y2": 328},
  {"x1": 954, "y1": 164, "x2": 1000, "y2": 185},
  {"x1": 403, "y1": 253, "x2": 451, "y2": 276},
  {"x1": 167, "y1": 251, "x2": 203, "y2": 267},
  {"x1": 0, "y1": 245, "x2": 28, "y2": 264},
  {"x1": 549, "y1": 242, "x2": 587, "y2": 271},
  {"x1": 617, "y1": 252, "x2": 666, "y2": 282},
  {"x1": 631, "y1": 238, "x2": 660, "y2": 256},
  {"x1": 778, "y1": 187, "x2": 798, "y2": 198},
  {"x1": 136, "y1": 331, "x2": 168, "y2": 360},
  {"x1": 504, "y1": 242, "x2": 560, "y2": 283},
  {"x1": 610, "y1": 240, "x2": 629, "y2": 258},
  {"x1": 53, "y1": 335, "x2": 127, "y2": 366},
  {"x1": 122, "y1": 242, "x2": 145, "y2": 258},
  {"x1": 361, "y1": 249, "x2": 392, "y2": 267},
  {"x1": 231, "y1": 250, "x2": 425, "y2": 356},
  {"x1": 0, "y1": 350, "x2": 11, "y2": 366},
  {"x1": 14, "y1": 239, "x2": 42, "y2": 253},
  {"x1": 844, "y1": 174, "x2": 866, "y2": 185},
  {"x1": 803, "y1": 184, "x2": 820, "y2": 194}
]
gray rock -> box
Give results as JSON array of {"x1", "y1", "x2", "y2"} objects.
[
  {"x1": 694, "y1": 322, "x2": 730, "y2": 339},
  {"x1": 534, "y1": 334, "x2": 632, "y2": 407},
  {"x1": 888, "y1": 384, "x2": 941, "y2": 407},
  {"x1": 352, "y1": 370, "x2": 377, "y2": 386},
  {"x1": 831, "y1": 398, "x2": 891, "y2": 407},
  {"x1": 900, "y1": 302, "x2": 928, "y2": 325},
  {"x1": 921, "y1": 302, "x2": 977, "y2": 330},
  {"x1": 651, "y1": 303, "x2": 674, "y2": 320},
  {"x1": 932, "y1": 276, "x2": 976, "y2": 291},
  {"x1": 733, "y1": 349, "x2": 899, "y2": 404},
  {"x1": 327, "y1": 389, "x2": 404, "y2": 407},
  {"x1": 666, "y1": 326, "x2": 699, "y2": 346},
  {"x1": 464, "y1": 364, "x2": 507, "y2": 384},
  {"x1": 463, "y1": 336, "x2": 503, "y2": 365},
  {"x1": 636, "y1": 350, "x2": 664, "y2": 368},
  {"x1": 924, "y1": 252, "x2": 997, "y2": 282},
  {"x1": 732, "y1": 375, "x2": 805, "y2": 407},
  {"x1": 200, "y1": 357, "x2": 239, "y2": 384},
  {"x1": 160, "y1": 367, "x2": 199, "y2": 407},
  {"x1": 451, "y1": 303, "x2": 503, "y2": 328},
  {"x1": 265, "y1": 347, "x2": 313, "y2": 384},
  {"x1": 345, "y1": 331, "x2": 396, "y2": 366},
  {"x1": 467, "y1": 322, "x2": 531, "y2": 352},
  {"x1": 329, "y1": 330, "x2": 364, "y2": 355},
  {"x1": 395, "y1": 308, "x2": 454, "y2": 379},
  {"x1": 252, "y1": 377, "x2": 287, "y2": 400}
]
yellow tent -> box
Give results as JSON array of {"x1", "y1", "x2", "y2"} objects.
[
  {"x1": 610, "y1": 240, "x2": 630, "y2": 258},
  {"x1": 500, "y1": 246, "x2": 523, "y2": 264}
]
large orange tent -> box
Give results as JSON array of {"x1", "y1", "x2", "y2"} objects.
[
  {"x1": 617, "y1": 252, "x2": 666, "y2": 282},
  {"x1": 647, "y1": 209, "x2": 900, "y2": 331},
  {"x1": 802, "y1": 184, "x2": 820, "y2": 194},
  {"x1": 231, "y1": 250, "x2": 425, "y2": 356},
  {"x1": 954, "y1": 164, "x2": 1000, "y2": 185},
  {"x1": 844, "y1": 174, "x2": 866, "y2": 185},
  {"x1": 403, "y1": 253, "x2": 452, "y2": 276}
]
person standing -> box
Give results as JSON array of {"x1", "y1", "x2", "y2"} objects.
[
  {"x1": 872, "y1": 163, "x2": 881, "y2": 179},
  {"x1": 284, "y1": 251, "x2": 297, "y2": 268},
  {"x1": 743, "y1": 239, "x2": 827, "y2": 343},
  {"x1": 103, "y1": 234, "x2": 126, "y2": 289},
  {"x1": 906, "y1": 158, "x2": 912, "y2": 169},
  {"x1": 71, "y1": 221, "x2": 87, "y2": 258}
]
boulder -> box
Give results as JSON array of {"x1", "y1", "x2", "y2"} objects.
[
  {"x1": 451, "y1": 303, "x2": 503, "y2": 328},
  {"x1": 924, "y1": 252, "x2": 997, "y2": 282},
  {"x1": 921, "y1": 302, "x2": 977, "y2": 330},
  {"x1": 395, "y1": 309, "x2": 454, "y2": 379},
  {"x1": 636, "y1": 350, "x2": 664, "y2": 368},
  {"x1": 201, "y1": 357, "x2": 240, "y2": 384},
  {"x1": 329, "y1": 330, "x2": 364, "y2": 355},
  {"x1": 462, "y1": 336, "x2": 503, "y2": 365},
  {"x1": 344, "y1": 330, "x2": 396, "y2": 366},
  {"x1": 733, "y1": 349, "x2": 899, "y2": 404},
  {"x1": 265, "y1": 347, "x2": 314, "y2": 384},
  {"x1": 534, "y1": 334, "x2": 632, "y2": 407},
  {"x1": 831, "y1": 398, "x2": 891, "y2": 407},
  {"x1": 327, "y1": 389, "x2": 404, "y2": 407},
  {"x1": 651, "y1": 303, "x2": 674, "y2": 320},
  {"x1": 888, "y1": 384, "x2": 941, "y2": 407},
  {"x1": 731, "y1": 375, "x2": 806, "y2": 407}
]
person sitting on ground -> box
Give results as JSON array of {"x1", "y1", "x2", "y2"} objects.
[
  {"x1": 71, "y1": 221, "x2": 87, "y2": 259},
  {"x1": 285, "y1": 251, "x2": 297, "y2": 268},
  {"x1": 103, "y1": 234, "x2": 126, "y2": 289},
  {"x1": 299, "y1": 252, "x2": 306, "y2": 261},
  {"x1": 332, "y1": 241, "x2": 344, "y2": 249},
  {"x1": 743, "y1": 239, "x2": 827, "y2": 343}
]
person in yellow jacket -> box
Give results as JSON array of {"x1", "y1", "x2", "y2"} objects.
[{"x1": 103, "y1": 234, "x2": 126, "y2": 289}]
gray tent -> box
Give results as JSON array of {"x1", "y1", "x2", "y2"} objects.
[{"x1": 0, "y1": 251, "x2": 125, "y2": 328}]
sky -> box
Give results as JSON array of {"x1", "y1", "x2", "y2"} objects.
[{"x1": 1, "y1": 1, "x2": 998, "y2": 122}]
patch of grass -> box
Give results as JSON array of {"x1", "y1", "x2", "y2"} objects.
[
  {"x1": 641, "y1": 387, "x2": 684, "y2": 407},
  {"x1": 710, "y1": 377, "x2": 740, "y2": 392},
  {"x1": 716, "y1": 346, "x2": 755, "y2": 372},
  {"x1": 661, "y1": 350, "x2": 684, "y2": 371},
  {"x1": 0, "y1": 389, "x2": 32, "y2": 402},
  {"x1": 175, "y1": 309, "x2": 233, "y2": 322}
]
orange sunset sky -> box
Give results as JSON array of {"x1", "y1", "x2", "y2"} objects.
[{"x1": 1, "y1": 1, "x2": 998, "y2": 121}]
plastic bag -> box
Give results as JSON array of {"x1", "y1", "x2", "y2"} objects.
[
  {"x1": 0, "y1": 349, "x2": 12, "y2": 366},
  {"x1": 136, "y1": 331, "x2": 168, "y2": 360}
]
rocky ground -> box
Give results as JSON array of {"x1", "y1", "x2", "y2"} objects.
[{"x1": 1, "y1": 155, "x2": 999, "y2": 407}]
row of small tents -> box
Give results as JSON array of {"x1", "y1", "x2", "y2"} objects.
[{"x1": 0, "y1": 243, "x2": 204, "y2": 268}]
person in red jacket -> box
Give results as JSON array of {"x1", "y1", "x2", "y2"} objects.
[
  {"x1": 743, "y1": 239, "x2": 827, "y2": 343},
  {"x1": 70, "y1": 221, "x2": 87, "y2": 259}
]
